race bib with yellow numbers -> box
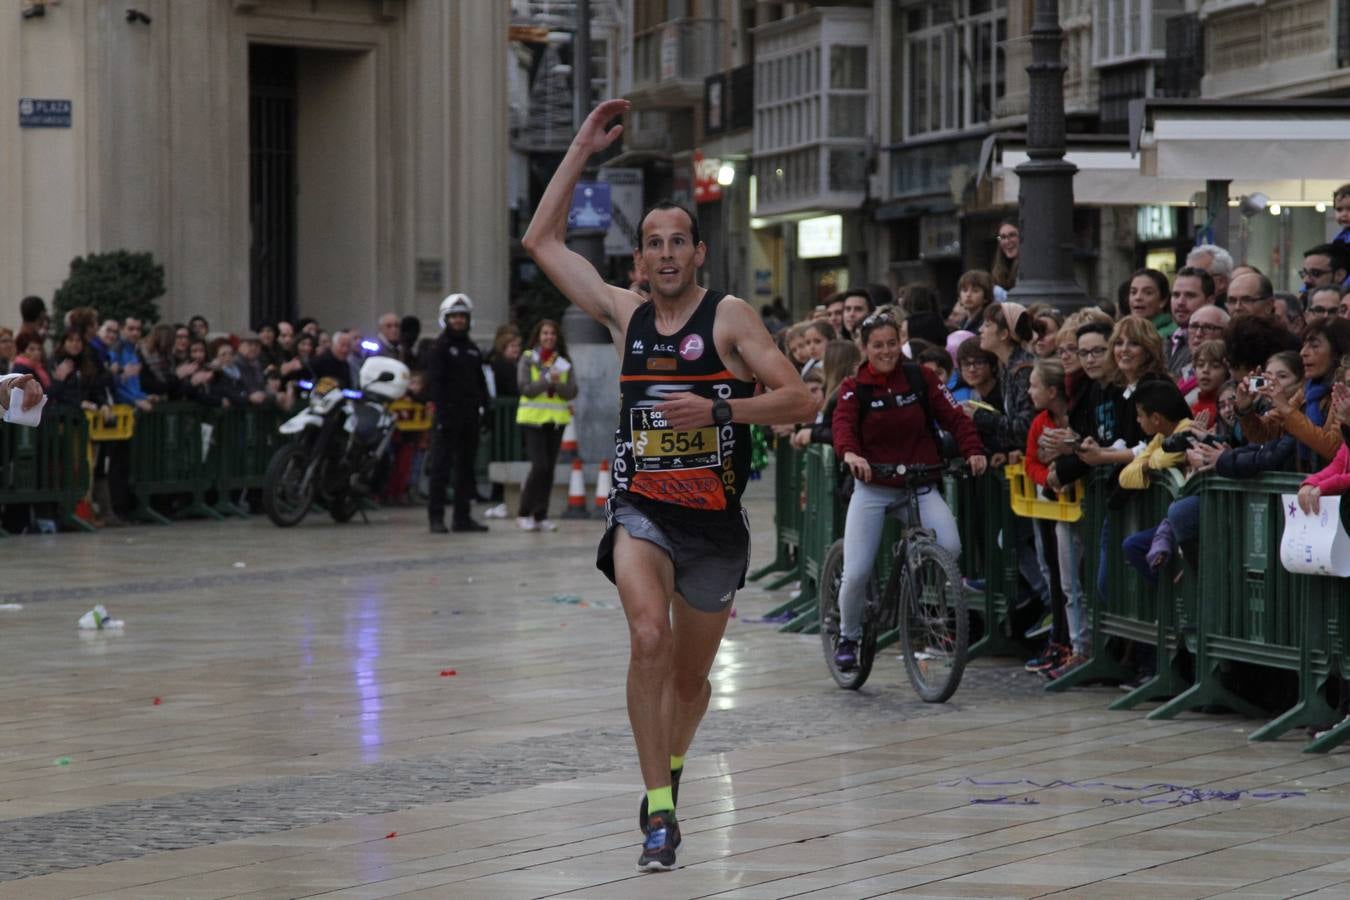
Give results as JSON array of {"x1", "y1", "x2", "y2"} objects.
[{"x1": 629, "y1": 408, "x2": 722, "y2": 472}]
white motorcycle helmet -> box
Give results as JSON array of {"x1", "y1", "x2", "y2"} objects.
[
  {"x1": 358, "y1": 356, "x2": 410, "y2": 401},
  {"x1": 438, "y1": 292, "x2": 473, "y2": 326}
]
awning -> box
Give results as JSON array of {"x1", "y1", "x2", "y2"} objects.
[
  {"x1": 984, "y1": 98, "x2": 1350, "y2": 207},
  {"x1": 1130, "y1": 98, "x2": 1350, "y2": 183}
]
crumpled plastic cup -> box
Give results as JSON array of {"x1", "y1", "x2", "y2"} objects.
[{"x1": 77, "y1": 605, "x2": 123, "y2": 630}]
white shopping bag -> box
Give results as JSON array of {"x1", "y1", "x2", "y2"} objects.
[{"x1": 1279, "y1": 494, "x2": 1350, "y2": 577}]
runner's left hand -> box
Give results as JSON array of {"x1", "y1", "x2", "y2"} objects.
[{"x1": 654, "y1": 392, "x2": 713, "y2": 429}]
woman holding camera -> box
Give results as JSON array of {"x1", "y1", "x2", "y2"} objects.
[{"x1": 1237, "y1": 319, "x2": 1350, "y2": 471}]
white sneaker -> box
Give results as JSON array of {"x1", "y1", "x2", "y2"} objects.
[
  {"x1": 536, "y1": 519, "x2": 558, "y2": 532},
  {"x1": 517, "y1": 517, "x2": 538, "y2": 531},
  {"x1": 484, "y1": 503, "x2": 509, "y2": 519}
]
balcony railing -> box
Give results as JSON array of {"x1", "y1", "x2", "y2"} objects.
[{"x1": 633, "y1": 18, "x2": 721, "y2": 89}]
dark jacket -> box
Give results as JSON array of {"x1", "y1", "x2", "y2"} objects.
[
  {"x1": 973, "y1": 346, "x2": 1036, "y2": 453},
  {"x1": 426, "y1": 328, "x2": 489, "y2": 420},
  {"x1": 1215, "y1": 434, "x2": 1298, "y2": 479},
  {"x1": 310, "y1": 351, "x2": 353, "y2": 390}
]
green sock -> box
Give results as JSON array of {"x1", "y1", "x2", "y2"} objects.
[
  {"x1": 670, "y1": 754, "x2": 685, "y2": 772},
  {"x1": 646, "y1": 785, "x2": 674, "y2": 815}
]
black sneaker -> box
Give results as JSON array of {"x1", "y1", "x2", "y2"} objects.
[
  {"x1": 451, "y1": 519, "x2": 489, "y2": 533},
  {"x1": 637, "y1": 810, "x2": 678, "y2": 872},
  {"x1": 638, "y1": 767, "x2": 683, "y2": 838},
  {"x1": 429, "y1": 520, "x2": 449, "y2": 534}
]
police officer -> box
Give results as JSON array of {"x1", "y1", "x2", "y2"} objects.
[{"x1": 425, "y1": 293, "x2": 490, "y2": 533}]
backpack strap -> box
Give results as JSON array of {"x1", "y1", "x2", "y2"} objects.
[{"x1": 853, "y1": 364, "x2": 947, "y2": 456}]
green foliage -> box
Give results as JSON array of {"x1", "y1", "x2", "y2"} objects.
[
  {"x1": 513, "y1": 270, "x2": 570, "y2": 338},
  {"x1": 53, "y1": 251, "x2": 166, "y2": 325}
]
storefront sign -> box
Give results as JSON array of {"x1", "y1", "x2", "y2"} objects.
[
  {"x1": 1137, "y1": 205, "x2": 1176, "y2": 242},
  {"x1": 798, "y1": 215, "x2": 843, "y2": 259},
  {"x1": 693, "y1": 151, "x2": 723, "y2": 205},
  {"x1": 567, "y1": 182, "x2": 612, "y2": 232},
  {"x1": 19, "y1": 98, "x2": 71, "y2": 128},
  {"x1": 661, "y1": 25, "x2": 678, "y2": 81}
]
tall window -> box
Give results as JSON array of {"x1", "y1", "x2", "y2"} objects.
[
  {"x1": 902, "y1": 0, "x2": 1007, "y2": 139},
  {"x1": 1092, "y1": 0, "x2": 1184, "y2": 67}
]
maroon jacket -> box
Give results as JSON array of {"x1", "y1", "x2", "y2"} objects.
[{"x1": 832, "y1": 361, "x2": 984, "y2": 488}]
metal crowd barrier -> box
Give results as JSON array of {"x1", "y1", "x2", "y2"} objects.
[
  {"x1": 0, "y1": 405, "x2": 94, "y2": 534},
  {"x1": 749, "y1": 440, "x2": 805, "y2": 590},
  {"x1": 772, "y1": 446, "x2": 1350, "y2": 752}
]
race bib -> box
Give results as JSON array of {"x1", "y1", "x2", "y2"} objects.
[{"x1": 630, "y1": 408, "x2": 721, "y2": 472}]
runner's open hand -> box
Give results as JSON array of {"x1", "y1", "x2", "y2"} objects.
[{"x1": 575, "y1": 99, "x2": 630, "y2": 156}]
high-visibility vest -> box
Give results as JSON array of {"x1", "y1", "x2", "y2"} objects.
[{"x1": 515, "y1": 352, "x2": 573, "y2": 427}]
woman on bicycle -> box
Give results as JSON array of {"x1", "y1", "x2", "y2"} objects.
[{"x1": 830, "y1": 313, "x2": 988, "y2": 671}]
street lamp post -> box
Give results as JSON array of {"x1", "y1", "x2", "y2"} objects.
[{"x1": 1008, "y1": 0, "x2": 1090, "y2": 312}]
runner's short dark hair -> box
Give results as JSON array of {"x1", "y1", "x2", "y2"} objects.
[{"x1": 637, "y1": 200, "x2": 701, "y2": 247}]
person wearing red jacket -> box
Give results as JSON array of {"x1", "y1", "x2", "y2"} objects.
[{"x1": 830, "y1": 312, "x2": 987, "y2": 671}]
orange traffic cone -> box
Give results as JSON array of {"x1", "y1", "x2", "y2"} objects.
[
  {"x1": 559, "y1": 421, "x2": 579, "y2": 461},
  {"x1": 592, "y1": 460, "x2": 611, "y2": 517},
  {"x1": 562, "y1": 458, "x2": 588, "y2": 518}
]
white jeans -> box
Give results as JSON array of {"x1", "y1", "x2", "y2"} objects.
[
  {"x1": 837, "y1": 479, "x2": 962, "y2": 641},
  {"x1": 1055, "y1": 520, "x2": 1087, "y2": 654}
]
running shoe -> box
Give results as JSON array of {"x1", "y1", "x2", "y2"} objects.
[
  {"x1": 834, "y1": 638, "x2": 859, "y2": 672},
  {"x1": 517, "y1": 517, "x2": 537, "y2": 531},
  {"x1": 1024, "y1": 642, "x2": 1068, "y2": 674},
  {"x1": 1046, "y1": 653, "x2": 1088, "y2": 681},
  {"x1": 535, "y1": 519, "x2": 559, "y2": 532},
  {"x1": 638, "y1": 767, "x2": 683, "y2": 836},
  {"x1": 483, "y1": 503, "x2": 509, "y2": 519},
  {"x1": 637, "y1": 810, "x2": 678, "y2": 872}
]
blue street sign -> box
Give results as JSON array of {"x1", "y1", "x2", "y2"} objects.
[
  {"x1": 19, "y1": 98, "x2": 72, "y2": 128},
  {"x1": 568, "y1": 182, "x2": 612, "y2": 232}
]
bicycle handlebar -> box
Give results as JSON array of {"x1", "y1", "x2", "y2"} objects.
[{"x1": 868, "y1": 459, "x2": 970, "y2": 479}]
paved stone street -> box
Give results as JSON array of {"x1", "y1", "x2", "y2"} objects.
[{"x1": 1, "y1": 491, "x2": 1349, "y2": 899}]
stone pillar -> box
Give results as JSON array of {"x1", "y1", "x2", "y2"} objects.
[{"x1": 1008, "y1": 0, "x2": 1089, "y2": 312}]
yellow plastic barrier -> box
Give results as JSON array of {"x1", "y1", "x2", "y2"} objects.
[
  {"x1": 390, "y1": 399, "x2": 432, "y2": 432},
  {"x1": 86, "y1": 404, "x2": 136, "y2": 441},
  {"x1": 1003, "y1": 461, "x2": 1083, "y2": 522}
]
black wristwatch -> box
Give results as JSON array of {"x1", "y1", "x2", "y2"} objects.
[{"x1": 711, "y1": 398, "x2": 734, "y2": 426}]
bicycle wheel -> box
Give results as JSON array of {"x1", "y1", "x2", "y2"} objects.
[
  {"x1": 819, "y1": 539, "x2": 878, "y2": 690},
  {"x1": 898, "y1": 542, "x2": 968, "y2": 703}
]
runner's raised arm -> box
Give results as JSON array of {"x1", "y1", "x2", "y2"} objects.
[{"x1": 521, "y1": 98, "x2": 639, "y2": 346}]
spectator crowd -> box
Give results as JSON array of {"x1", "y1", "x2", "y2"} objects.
[{"x1": 763, "y1": 197, "x2": 1350, "y2": 687}]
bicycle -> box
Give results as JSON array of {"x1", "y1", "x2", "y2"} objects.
[{"x1": 818, "y1": 460, "x2": 969, "y2": 702}]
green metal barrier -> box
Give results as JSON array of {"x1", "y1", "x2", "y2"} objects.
[
  {"x1": 212, "y1": 407, "x2": 287, "y2": 516},
  {"x1": 0, "y1": 406, "x2": 94, "y2": 533},
  {"x1": 961, "y1": 470, "x2": 1027, "y2": 659},
  {"x1": 128, "y1": 402, "x2": 222, "y2": 524},
  {"x1": 1149, "y1": 473, "x2": 1335, "y2": 737},
  {"x1": 1045, "y1": 467, "x2": 1191, "y2": 706},
  {"x1": 779, "y1": 443, "x2": 845, "y2": 633},
  {"x1": 489, "y1": 397, "x2": 526, "y2": 463},
  {"x1": 751, "y1": 440, "x2": 805, "y2": 590}
]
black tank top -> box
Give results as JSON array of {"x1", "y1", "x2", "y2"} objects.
[{"x1": 613, "y1": 290, "x2": 756, "y2": 515}]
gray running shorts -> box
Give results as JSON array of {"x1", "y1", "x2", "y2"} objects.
[{"x1": 597, "y1": 493, "x2": 750, "y2": 613}]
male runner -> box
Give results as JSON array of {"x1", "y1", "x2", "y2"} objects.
[{"x1": 523, "y1": 99, "x2": 816, "y2": 872}]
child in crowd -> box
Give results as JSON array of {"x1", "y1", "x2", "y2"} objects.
[
  {"x1": 1023, "y1": 358, "x2": 1086, "y2": 677},
  {"x1": 1215, "y1": 380, "x2": 1239, "y2": 443},
  {"x1": 799, "y1": 320, "x2": 835, "y2": 378},
  {"x1": 1118, "y1": 381, "x2": 1194, "y2": 579},
  {"x1": 1188, "y1": 340, "x2": 1228, "y2": 426},
  {"x1": 916, "y1": 346, "x2": 954, "y2": 386}
]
